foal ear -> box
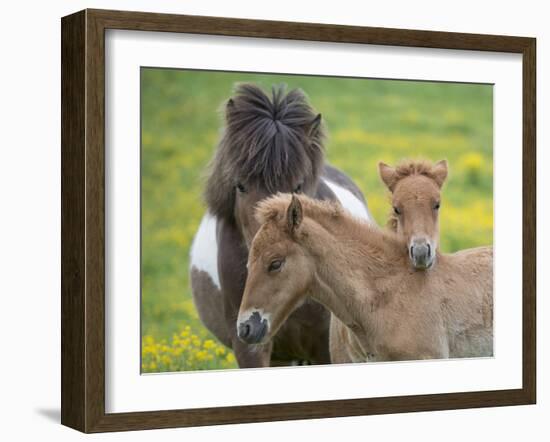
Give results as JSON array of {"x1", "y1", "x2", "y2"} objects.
[
  {"x1": 286, "y1": 195, "x2": 303, "y2": 234},
  {"x1": 378, "y1": 162, "x2": 397, "y2": 191},
  {"x1": 432, "y1": 160, "x2": 449, "y2": 187},
  {"x1": 307, "y1": 113, "x2": 322, "y2": 137}
]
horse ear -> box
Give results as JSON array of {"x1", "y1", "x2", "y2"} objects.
[
  {"x1": 286, "y1": 195, "x2": 303, "y2": 234},
  {"x1": 432, "y1": 160, "x2": 448, "y2": 187},
  {"x1": 307, "y1": 113, "x2": 322, "y2": 137},
  {"x1": 379, "y1": 162, "x2": 397, "y2": 191},
  {"x1": 224, "y1": 98, "x2": 235, "y2": 122}
]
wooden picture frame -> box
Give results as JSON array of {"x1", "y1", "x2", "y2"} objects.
[{"x1": 61, "y1": 8, "x2": 536, "y2": 433}]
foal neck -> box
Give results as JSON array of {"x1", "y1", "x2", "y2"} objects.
[
  {"x1": 301, "y1": 211, "x2": 405, "y2": 329},
  {"x1": 303, "y1": 207, "x2": 404, "y2": 273}
]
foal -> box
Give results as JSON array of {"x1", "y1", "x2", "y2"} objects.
[
  {"x1": 237, "y1": 194, "x2": 493, "y2": 362},
  {"x1": 379, "y1": 159, "x2": 448, "y2": 270}
]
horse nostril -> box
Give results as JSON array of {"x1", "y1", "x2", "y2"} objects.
[
  {"x1": 238, "y1": 322, "x2": 251, "y2": 339},
  {"x1": 410, "y1": 246, "x2": 414, "y2": 258},
  {"x1": 237, "y1": 312, "x2": 269, "y2": 344},
  {"x1": 427, "y1": 243, "x2": 431, "y2": 257}
]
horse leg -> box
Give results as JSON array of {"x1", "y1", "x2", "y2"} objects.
[
  {"x1": 190, "y1": 267, "x2": 232, "y2": 348},
  {"x1": 329, "y1": 314, "x2": 367, "y2": 363},
  {"x1": 231, "y1": 337, "x2": 272, "y2": 368}
]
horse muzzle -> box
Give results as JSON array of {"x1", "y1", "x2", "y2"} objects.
[
  {"x1": 237, "y1": 311, "x2": 269, "y2": 344},
  {"x1": 409, "y1": 239, "x2": 435, "y2": 270}
]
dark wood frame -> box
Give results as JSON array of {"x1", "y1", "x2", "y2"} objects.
[{"x1": 61, "y1": 8, "x2": 536, "y2": 433}]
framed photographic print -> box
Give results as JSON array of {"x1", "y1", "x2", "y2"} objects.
[{"x1": 61, "y1": 9, "x2": 536, "y2": 433}]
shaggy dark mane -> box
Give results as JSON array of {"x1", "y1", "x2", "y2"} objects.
[{"x1": 204, "y1": 83, "x2": 325, "y2": 220}]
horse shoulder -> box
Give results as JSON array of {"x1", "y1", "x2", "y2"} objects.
[
  {"x1": 189, "y1": 212, "x2": 220, "y2": 289},
  {"x1": 190, "y1": 214, "x2": 238, "y2": 348}
]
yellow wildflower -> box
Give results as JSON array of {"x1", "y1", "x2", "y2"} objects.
[{"x1": 203, "y1": 340, "x2": 216, "y2": 350}]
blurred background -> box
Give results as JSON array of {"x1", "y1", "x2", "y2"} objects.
[{"x1": 141, "y1": 68, "x2": 493, "y2": 373}]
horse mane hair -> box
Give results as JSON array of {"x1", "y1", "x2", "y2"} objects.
[
  {"x1": 391, "y1": 159, "x2": 443, "y2": 184},
  {"x1": 382, "y1": 159, "x2": 448, "y2": 190},
  {"x1": 204, "y1": 83, "x2": 325, "y2": 221},
  {"x1": 255, "y1": 193, "x2": 342, "y2": 226}
]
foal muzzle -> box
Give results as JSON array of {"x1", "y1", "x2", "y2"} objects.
[
  {"x1": 237, "y1": 311, "x2": 268, "y2": 344},
  {"x1": 409, "y1": 239, "x2": 435, "y2": 270}
]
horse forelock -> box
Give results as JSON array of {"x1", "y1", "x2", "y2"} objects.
[
  {"x1": 392, "y1": 160, "x2": 442, "y2": 186},
  {"x1": 204, "y1": 83, "x2": 325, "y2": 220}
]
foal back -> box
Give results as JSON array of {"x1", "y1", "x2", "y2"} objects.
[
  {"x1": 438, "y1": 245, "x2": 493, "y2": 358},
  {"x1": 337, "y1": 245, "x2": 494, "y2": 362}
]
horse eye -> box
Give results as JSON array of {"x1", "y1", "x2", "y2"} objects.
[
  {"x1": 236, "y1": 183, "x2": 246, "y2": 193},
  {"x1": 434, "y1": 202, "x2": 441, "y2": 210},
  {"x1": 268, "y1": 259, "x2": 284, "y2": 272},
  {"x1": 293, "y1": 183, "x2": 303, "y2": 193},
  {"x1": 393, "y1": 206, "x2": 401, "y2": 215}
]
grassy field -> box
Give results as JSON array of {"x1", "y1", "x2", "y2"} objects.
[{"x1": 141, "y1": 69, "x2": 493, "y2": 373}]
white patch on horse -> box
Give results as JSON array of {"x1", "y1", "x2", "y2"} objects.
[
  {"x1": 323, "y1": 179, "x2": 371, "y2": 222},
  {"x1": 190, "y1": 212, "x2": 221, "y2": 290}
]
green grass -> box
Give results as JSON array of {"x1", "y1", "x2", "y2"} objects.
[{"x1": 141, "y1": 69, "x2": 493, "y2": 372}]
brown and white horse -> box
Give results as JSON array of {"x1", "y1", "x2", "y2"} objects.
[
  {"x1": 189, "y1": 84, "x2": 371, "y2": 368},
  {"x1": 238, "y1": 193, "x2": 493, "y2": 363}
]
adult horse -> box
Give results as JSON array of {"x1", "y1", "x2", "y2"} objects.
[{"x1": 189, "y1": 83, "x2": 371, "y2": 368}]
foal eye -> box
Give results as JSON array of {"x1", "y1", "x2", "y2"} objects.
[
  {"x1": 293, "y1": 183, "x2": 303, "y2": 193},
  {"x1": 268, "y1": 259, "x2": 284, "y2": 272},
  {"x1": 393, "y1": 206, "x2": 401, "y2": 215},
  {"x1": 236, "y1": 183, "x2": 247, "y2": 193},
  {"x1": 434, "y1": 201, "x2": 441, "y2": 210}
]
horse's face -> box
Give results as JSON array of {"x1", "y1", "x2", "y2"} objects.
[
  {"x1": 207, "y1": 84, "x2": 324, "y2": 247},
  {"x1": 236, "y1": 196, "x2": 313, "y2": 345},
  {"x1": 380, "y1": 160, "x2": 448, "y2": 270},
  {"x1": 391, "y1": 174, "x2": 441, "y2": 269},
  {"x1": 234, "y1": 180, "x2": 309, "y2": 247}
]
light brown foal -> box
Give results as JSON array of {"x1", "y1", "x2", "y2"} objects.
[
  {"x1": 237, "y1": 194, "x2": 493, "y2": 363},
  {"x1": 380, "y1": 159, "x2": 448, "y2": 270}
]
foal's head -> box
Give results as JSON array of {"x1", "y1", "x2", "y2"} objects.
[
  {"x1": 205, "y1": 83, "x2": 324, "y2": 246},
  {"x1": 379, "y1": 160, "x2": 448, "y2": 270},
  {"x1": 236, "y1": 195, "x2": 314, "y2": 344}
]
